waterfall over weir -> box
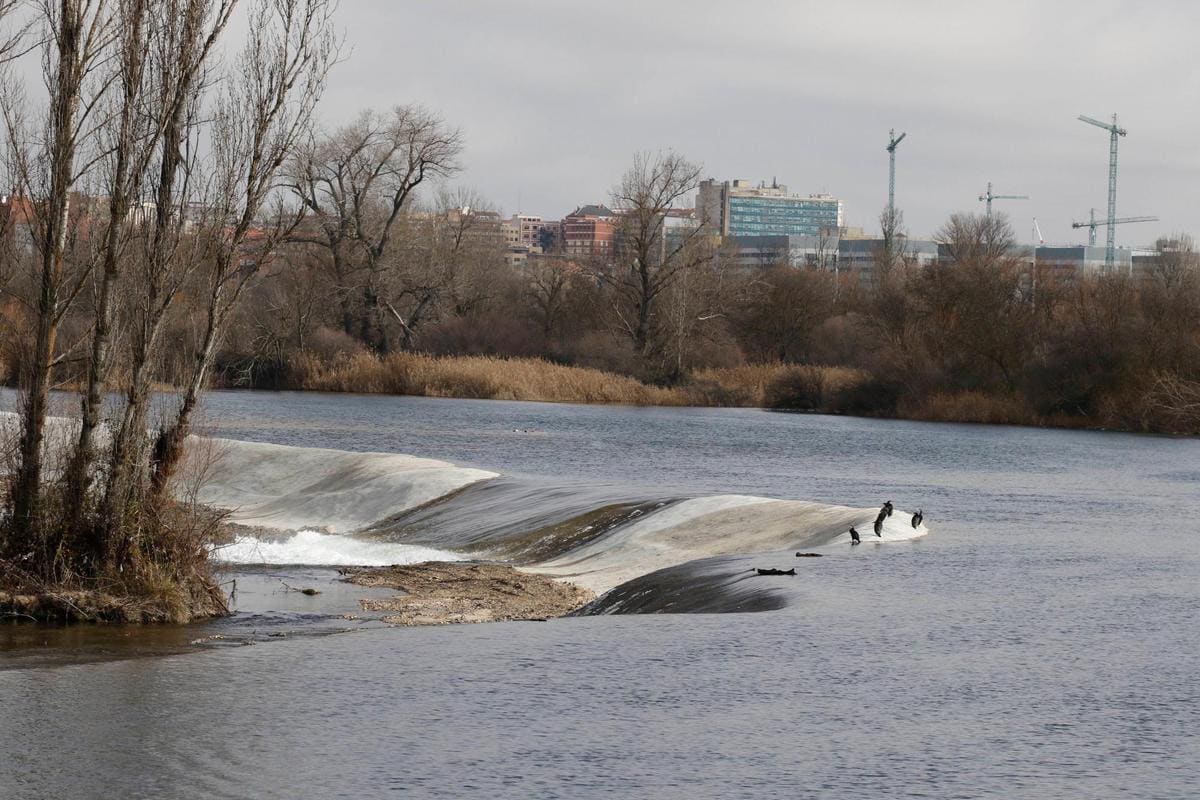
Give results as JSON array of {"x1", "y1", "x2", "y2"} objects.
[{"x1": 198, "y1": 436, "x2": 928, "y2": 610}]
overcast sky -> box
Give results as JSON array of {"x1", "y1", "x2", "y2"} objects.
[{"x1": 306, "y1": 0, "x2": 1200, "y2": 245}]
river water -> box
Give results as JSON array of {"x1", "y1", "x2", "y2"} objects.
[{"x1": 2, "y1": 391, "x2": 1199, "y2": 798}]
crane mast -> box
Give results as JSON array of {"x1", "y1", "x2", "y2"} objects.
[
  {"x1": 886, "y1": 128, "x2": 906, "y2": 220},
  {"x1": 1077, "y1": 113, "x2": 1127, "y2": 270}
]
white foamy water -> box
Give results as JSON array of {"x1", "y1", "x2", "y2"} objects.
[{"x1": 214, "y1": 529, "x2": 463, "y2": 567}]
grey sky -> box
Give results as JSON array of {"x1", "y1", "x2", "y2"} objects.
[{"x1": 313, "y1": 0, "x2": 1200, "y2": 245}]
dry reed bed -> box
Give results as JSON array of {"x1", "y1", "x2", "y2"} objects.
[
  {"x1": 286, "y1": 353, "x2": 874, "y2": 408},
  {"x1": 289, "y1": 352, "x2": 688, "y2": 405}
]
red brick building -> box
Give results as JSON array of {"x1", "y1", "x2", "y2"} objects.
[{"x1": 562, "y1": 204, "x2": 617, "y2": 259}]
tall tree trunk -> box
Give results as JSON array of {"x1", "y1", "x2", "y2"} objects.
[
  {"x1": 67, "y1": 0, "x2": 150, "y2": 536},
  {"x1": 11, "y1": 1, "x2": 88, "y2": 575},
  {"x1": 101, "y1": 3, "x2": 201, "y2": 563},
  {"x1": 150, "y1": 283, "x2": 224, "y2": 495}
]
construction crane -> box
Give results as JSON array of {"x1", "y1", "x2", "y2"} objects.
[
  {"x1": 978, "y1": 182, "x2": 1028, "y2": 217},
  {"x1": 1077, "y1": 113, "x2": 1127, "y2": 270},
  {"x1": 886, "y1": 128, "x2": 906, "y2": 219},
  {"x1": 1032, "y1": 217, "x2": 1044, "y2": 306},
  {"x1": 1071, "y1": 208, "x2": 1158, "y2": 247}
]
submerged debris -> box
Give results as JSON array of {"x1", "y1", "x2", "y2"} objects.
[
  {"x1": 279, "y1": 581, "x2": 321, "y2": 596},
  {"x1": 754, "y1": 567, "x2": 796, "y2": 576}
]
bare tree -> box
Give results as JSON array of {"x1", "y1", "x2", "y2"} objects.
[
  {"x1": 599, "y1": 151, "x2": 711, "y2": 362},
  {"x1": 924, "y1": 212, "x2": 1034, "y2": 391},
  {"x1": 0, "y1": 0, "x2": 338, "y2": 604},
  {"x1": 526, "y1": 255, "x2": 581, "y2": 341},
  {"x1": 3, "y1": 0, "x2": 113, "y2": 568},
  {"x1": 149, "y1": 0, "x2": 339, "y2": 494},
  {"x1": 286, "y1": 105, "x2": 463, "y2": 351},
  {"x1": 1148, "y1": 234, "x2": 1198, "y2": 291},
  {"x1": 876, "y1": 205, "x2": 905, "y2": 278},
  {"x1": 66, "y1": 0, "x2": 161, "y2": 527},
  {"x1": 100, "y1": 0, "x2": 240, "y2": 555}
]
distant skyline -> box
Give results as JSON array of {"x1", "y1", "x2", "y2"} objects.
[
  {"x1": 11, "y1": 1, "x2": 1198, "y2": 246},
  {"x1": 298, "y1": 0, "x2": 1197, "y2": 246}
]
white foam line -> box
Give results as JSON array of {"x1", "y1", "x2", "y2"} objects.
[{"x1": 214, "y1": 529, "x2": 462, "y2": 567}]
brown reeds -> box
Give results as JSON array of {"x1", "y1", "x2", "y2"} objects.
[
  {"x1": 287, "y1": 351, "x2": 689, "y2": 405},
  {"x1": 284, "y1": 352, "x2": 876, "y2": 409},
  {"x1": 898, "y1": 391, "x2": 1037, "y2": 426}
]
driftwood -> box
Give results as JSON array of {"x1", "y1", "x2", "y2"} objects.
[
  {"x1": 279, "y1": 581, "x2": 321, "y2": 596},
  {"x1": 794, "y1": 552, "x2": 823, "y2": 558},
  {"x1": 755, "y1": 567, "x2": 796, "y2": 576}
]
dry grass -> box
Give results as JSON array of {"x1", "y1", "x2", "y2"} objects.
[
  {"x1": 289, "y1": 351, "x2": 688, "y2": 405},
  {"x1": 899, "y1": 391, "x2": 1036, "y2": 426},
  {"x1": 697, "y1": 363, "x2": 870, "y2": 410},
  {"x1": 286, "y1": 353, "x2": 879, "y2": 409}
]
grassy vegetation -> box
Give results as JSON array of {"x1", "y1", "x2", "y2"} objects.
[
  {"x1": 286, "y1": 351, "x2": 689, "y2": 405},
  {"x1": 0, "y1": 492, "x2": 230, "y2": 624},
  {"x1": 277, "y1": 350, "x2": 1200, "y2": 435},
  {"x1": 282, "y1": 351, "x2": 890, "y2": 412}
]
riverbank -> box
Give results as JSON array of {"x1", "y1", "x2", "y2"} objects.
[
  {"x1": 0, "y1": 576, "x2": 228, "y2": 624},
  {"x1": 340, "y1": 562, "x2": 594, "y2": 625},
  {"x1": 251, "y1": 351, "x2": 1200, "y2": 434},
  {"x1": 276, "y1": 351, "x2": 872, "y2": 411}
]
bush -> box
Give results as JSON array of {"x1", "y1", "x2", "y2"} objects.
[
  {"x1": 760, "y1": 364, "x2": 870, "y2": 411},
  {"x1": 825, "y1": 374, "x2": 902, "y2": 416}
]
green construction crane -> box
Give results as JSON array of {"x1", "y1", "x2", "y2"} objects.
[
  {"x1": 886, "y1": 128, "x2": 906, "y2": 218},
  {"x1": 1071, "y1": 209, "x2": 1157, "y2": 248},
  {"x1": 1077, "y1": 113, "x2": 1127, "y2": 270},
  {"x1": 978, "y1": 182, "x2": 1028, "y2": 217}
]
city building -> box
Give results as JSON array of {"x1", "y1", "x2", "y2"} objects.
[
  {"x1": 502, "y1": 213, "x2": 554, "y2": 252},
  {"x1": 727, "y1": 233, "x2": 841, "y2": 269},
  {"x1": 696, "y1": 178, "x2": 843, "y2": 238},
  {"x1": 726, "y1": 231, "x2": 937, "y2": 277},
  {"x1": 839, "y1": 238, "x2": 939, "y2": 278},
  {"x1": 537, "y1": 220, "x2": 563, "y2": 253},
  {"x1": 562, "y1": 204, "x2": 617, "y2": 259}
]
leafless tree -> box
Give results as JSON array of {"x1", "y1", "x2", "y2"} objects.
[
  {"x1": 150, "y1": 0, "x2": 339, "y2": 495},
  {"x1": 3, "y1": 0, "x2": 113, "y2": 567},
  {"x1": 66, "y1": 0, "x2": 162, "y2": 526},
  {"x1": 100, "y1": 0, "x2": 241, "y2": 552},
  {"x1": 526, "y1": 255, "x2": 581, "y2": 341},
  {"x1": 599, "y1": 151, "x2": 712, "y2": 362},
  {"x1": 1148, "y1": 234, "x2": 1199, "y2": 291},
  {"x1": 877, "y1": 205, "x2": 905, "y2": 278},
  {"x1": 286, "y1": 104, "x2": 463, "y2": 351},
  {"x1": 0, "y1": 0, "x2": 338, "y2": 593}
]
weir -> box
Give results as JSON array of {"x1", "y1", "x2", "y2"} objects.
[{"x1": 204, "y1": 436, "x2": 928, "y2": 612}]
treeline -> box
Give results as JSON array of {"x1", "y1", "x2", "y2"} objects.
[
  {"x1": 8, "y1": 127, "x2": 1198, "y2": 436},
  {"x1": 205, "y1": 159, "x2": 1200, "y2": 434}
]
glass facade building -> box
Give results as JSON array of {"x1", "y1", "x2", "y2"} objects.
[{"x1": 727, "y1": 195, "x2": 841, "y2": 237}]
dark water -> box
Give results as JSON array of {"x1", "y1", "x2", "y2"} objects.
[{"x1": 3, "y1": 391, "x2": 1200, "y2": 798}]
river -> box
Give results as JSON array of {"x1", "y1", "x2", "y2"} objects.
[{"x1": 2, "y1": 390, "x2": 1198, "y2": 798}]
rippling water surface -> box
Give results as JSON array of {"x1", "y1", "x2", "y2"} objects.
[{"x1": 3, "y1": 391, "x2": 1199, "y2": 798}]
